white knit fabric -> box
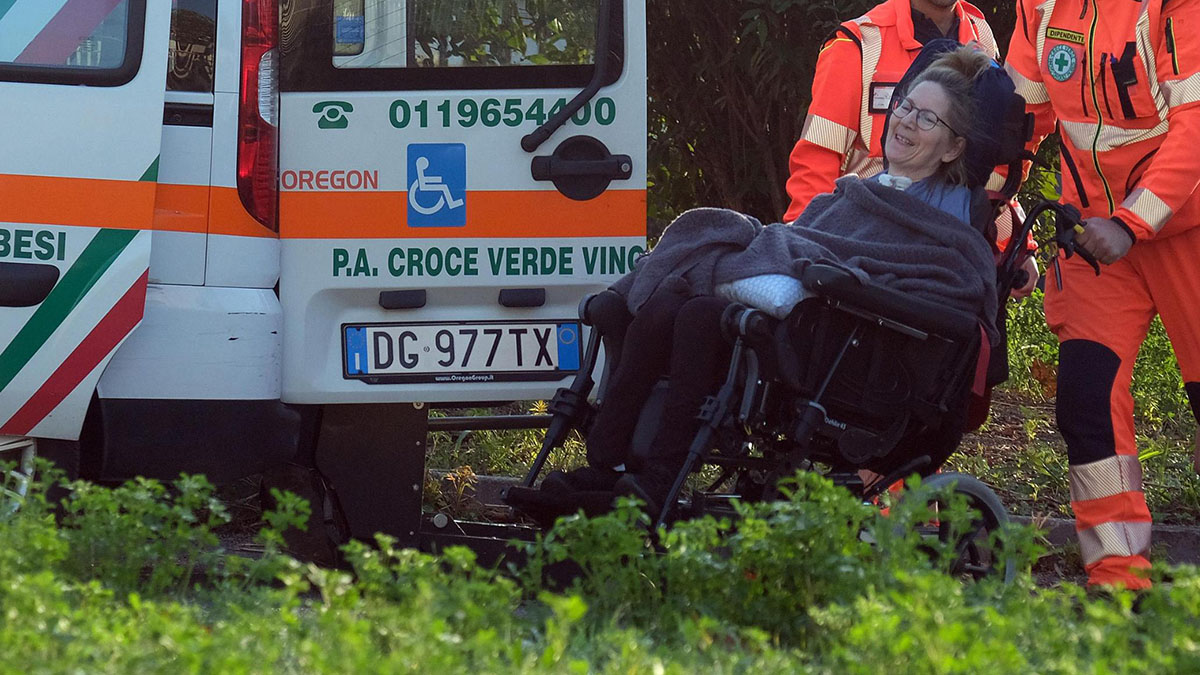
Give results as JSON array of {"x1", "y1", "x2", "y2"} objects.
[{"x1": 715, "y1": 274, "x2": 810, "y2": 319}]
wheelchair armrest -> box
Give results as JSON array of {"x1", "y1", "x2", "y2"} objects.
[{"x1": 800, "y1": 263, "x2": 978, "y2": 341}]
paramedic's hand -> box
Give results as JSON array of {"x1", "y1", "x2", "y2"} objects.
[
  {"x1": 1076, "y1": 217, "x2": 1134, "y2": 265},
  {"x1": 1010, "y1": 256, "x2": 1039, "y2": 299}
]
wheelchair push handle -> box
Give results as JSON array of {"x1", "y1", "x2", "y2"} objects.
[
  {"x1": 1004, "y1": 200, "x2": 1101, "y2": 293},
  {"x1": 1048, "y1": 203, "x2": 1101, "y2": 277}
]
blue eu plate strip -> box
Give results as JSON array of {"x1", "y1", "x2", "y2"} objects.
[
  {"x1": 556, "y1": 324, "x2": 580, "y2": 371},
  {"x1": 345, "y1": 327, "x2": 368, "y2": 374}
]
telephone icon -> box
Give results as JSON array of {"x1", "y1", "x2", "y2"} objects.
[{"x1": 313, "y1": 101, "x2": 353, "y2": 129}]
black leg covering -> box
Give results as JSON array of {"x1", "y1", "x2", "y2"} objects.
[
  {"x1": 1056, "y1": 339, "x2": 1121, "y2": 465},
  {"x1": 642, "y1": 296, "x2": 733, "y2": 471},
  {"x1": 585, "y1": 281, "x2": 691, "y2": 469},
  {"x1": 1186, "y1": 382, "x2": 1200, "y2": 425}
]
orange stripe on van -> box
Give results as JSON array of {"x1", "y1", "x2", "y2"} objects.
[
  {"x1": 153, "y1": 183, "x2": 210, "y2": 233},
  {"x1": 280, "y1": 189, "x2": 647, "y2": 239},
  {"x1": 209, "y1": 186, "x2": 279, "y2": 238},
  {"x1": 154, "y1": 184, "x2": 280, "y2": 238},
  {"x1": 0, "y1": 173, "x2": 154, "y2": 229}
]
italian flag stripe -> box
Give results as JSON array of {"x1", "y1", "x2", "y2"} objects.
[
  {"x1": 0, "y1": 228, "x2": 137, "y2": 394},
  {"x1": 0, "y1": 271, "x2": 148, "y2": 435}
]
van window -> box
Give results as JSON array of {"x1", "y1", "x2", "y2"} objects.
[
  {"x1": 0, "y1": 0, "x2": 143, "y2": 86},
  {"x1": 335, "y1": 0, "x2": 597, "y2": 69},
  {"x1": 282, "y1": 0, "x2": 621, "y2": 92},
  {"x1": 168, "y1": 0, "x2": 216, "y2": 91}
]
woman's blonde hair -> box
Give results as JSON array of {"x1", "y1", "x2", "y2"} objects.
[{"x1": 906, "y1": 46, "x2": 993, "y2": 186}]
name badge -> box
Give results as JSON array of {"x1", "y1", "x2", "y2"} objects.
[{"x1": 869, "y1": 82, "x2": 898, "y2": 114}]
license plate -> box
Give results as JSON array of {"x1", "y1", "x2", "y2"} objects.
[{"x1": 342, "y1": 320, "x2": 582, "y2": 384}]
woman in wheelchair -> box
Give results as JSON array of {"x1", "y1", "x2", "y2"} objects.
[{"x1": 539, "y1": 46, "x2": 1001, "y2": 514}]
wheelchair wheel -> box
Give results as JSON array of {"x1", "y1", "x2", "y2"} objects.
[{"x1": 915, "y1": 472, "x2": 1017, "y2": 584}]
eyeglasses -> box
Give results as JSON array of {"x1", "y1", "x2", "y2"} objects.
[{"x1": 891, "y1": 97, "x2": 960, "y2": 136}]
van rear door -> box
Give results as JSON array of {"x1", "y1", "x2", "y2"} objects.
[
  {"x1": 0, "y1": 1, "x2": 170, "y2": 438},
  {"x1": 278, "y1": 0, "x2": 646, "y2": 404}
]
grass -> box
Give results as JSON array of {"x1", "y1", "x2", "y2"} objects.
[
  {"x1": 5, "y1": 468, "x2": 1200, "y2": 673},
  {"x1": 426, "y1": 402, "x2": 587, "y2": 476}
]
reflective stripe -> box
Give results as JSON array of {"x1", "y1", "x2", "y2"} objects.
[
  {"x1": 994, "y1": 203, "x2": 1014, "y2": 243},
  {"x1": 801, "y1": 114, "x2": 856, "y2": 154},
  {"x1": 1069, "y1": 455, "x2": 1142, "y2": 502},
  {"x1": 1134, "y1": 1, "x2": 1169, "y2": 120},
  {"x1": 971, "y1": 15, "x2": 997, "y2": 57},
  {"x1": 1060, "y1": 118, "x2": 1168, "y2": 153},
  {"x1": 1034, "y1": 0, "x2": 1058, "y2": 71},
  {"x1": 1005, "y1": 62, "x2": 1050, "y2": 105},
  {"x1": 1124, "y1": 187, "x2": 1174, "y2": 232},
  {"x1": 859, "y1": 25, "x2": 883, "y2": 153},
  {"x1": 1077, "y1": 520, "x2": 1152, "y2": 565},
  {"x1": 845, "y1": 153, "x2": 884, "y2": 180},
  {"x1": 1160, "y1": 71, "x2": 1200, "y2": 109},
  {"x1": 985, "y1": 171, "x2": 1007, "y2": 192}
]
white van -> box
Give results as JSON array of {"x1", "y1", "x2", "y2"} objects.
[{"x1": 0, "y1": 0, "x2": 646, "y2": 540}]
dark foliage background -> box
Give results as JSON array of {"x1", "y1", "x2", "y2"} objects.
[{"x1": 646, "y1": 0, "x2": 1020, "y2": 235}]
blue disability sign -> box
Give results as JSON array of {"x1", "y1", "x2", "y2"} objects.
[{"x1": 407, "y1": 143, "x2": 467, "y2": 227}]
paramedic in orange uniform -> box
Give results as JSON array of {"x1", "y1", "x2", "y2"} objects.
[
  {"x1": 1006, "y1": 0, "x2": 1200, "y2": 589},
  {"x1": 783, "y1": 0, "x2": 997, "y2": 221},
  {"x1": 783, "y1": 0, "x2": 1038, "y2": 293}
]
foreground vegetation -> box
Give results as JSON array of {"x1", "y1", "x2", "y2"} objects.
[{"x1": 2, "y1": 468, "x2": 1200, "y2": 673}]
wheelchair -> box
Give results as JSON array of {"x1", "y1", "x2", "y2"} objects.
[
  {"x1": 503, "y1": 198, "x2": 1097, "y2": 584},
  {"x1": 500, "y1": 41, "x2": 1105, "y2": 581},
  {"x1": 505, "y1": 262, "x2": 1010, "y2": 580}
]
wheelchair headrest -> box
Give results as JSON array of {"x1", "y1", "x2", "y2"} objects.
[{"x1": 881, "y1": 38, "x2": 1034, "y2": 198}]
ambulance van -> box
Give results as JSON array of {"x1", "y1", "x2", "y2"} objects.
[{"x1": 0, "y1": 0, "x2": 646, "y2": 540}]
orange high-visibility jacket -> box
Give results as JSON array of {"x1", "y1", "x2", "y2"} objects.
[
  {"x1": 783, "y1": 0, "x2": 997, "y2": 222},
  {"x1": 1006, "y1": 0, "x2": 1200, "y2": 241}
]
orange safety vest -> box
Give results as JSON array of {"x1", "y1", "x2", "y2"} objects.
[
  {"x1": 1006, "y1": 0, "x2": 1200, "y2": 241},
  {"x1": 784, "y1": 0, "x2": 998, "y2": 221}
]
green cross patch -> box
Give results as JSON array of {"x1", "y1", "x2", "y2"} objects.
[{"x1": 1048, "y1": 44, "x2": 1077, "y2": 82}]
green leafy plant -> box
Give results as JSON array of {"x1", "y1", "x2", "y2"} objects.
[{"x1": 4, "y1": 468, "x2": 1200, "y2": 672}]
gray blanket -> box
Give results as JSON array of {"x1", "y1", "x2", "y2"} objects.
[{"x1": 612, "y1": 176, "x2": 998, "y2": 341}]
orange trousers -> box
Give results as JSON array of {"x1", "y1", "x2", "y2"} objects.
[{"x1": 1044, "y1": 225, "x2": 1200, "y2": 589}]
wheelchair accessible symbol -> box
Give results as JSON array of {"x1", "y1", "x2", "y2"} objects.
[{"x1": 407, "y1": 143, "x2": 467, "y2": 227}]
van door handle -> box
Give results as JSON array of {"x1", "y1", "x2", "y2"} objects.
[
  {"x1": 531, "y1": 156, "x2": 632, "y2": 179},
  {"x1": 530, "y1": 135, "x2": 631, "y2": 201},
  {"x1": 0, "y1": 262, "x2": 59, "y2": 307}
]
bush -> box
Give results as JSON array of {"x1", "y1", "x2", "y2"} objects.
[{"x1": 4, "y1": 466, "x2": 1200, "y2": 672}]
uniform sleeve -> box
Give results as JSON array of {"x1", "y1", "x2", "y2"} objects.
[
  {"x1": 1003, "y1": 0, "x2": 1057, "y2": 166},
  {"x1": 1111, "y1": 0, "x2": 1200, "y2": 240},
  {"x1": 783, "y1": 35, "x2": 862, "y2": 222}
]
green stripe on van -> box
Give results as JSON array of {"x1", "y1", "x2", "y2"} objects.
[
  {"x1": 0, "y1": 229, "x2": 138, "y2": 394},
  {"x1": 139, "y1": 157, "x2": 160, "y2": 182},
  {"x1": 0, "y1": 1, "x2": 18, "y2": 22}
]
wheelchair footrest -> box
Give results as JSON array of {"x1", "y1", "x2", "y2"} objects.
[{"x1": 502, "y1": 485, "x2": 615, "y2": 528}]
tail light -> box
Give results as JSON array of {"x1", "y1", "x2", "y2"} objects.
[{"x1": 237, "y1": 0, "x2": 279, "y2": 230}]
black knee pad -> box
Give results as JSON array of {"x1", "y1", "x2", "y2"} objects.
[
  {"x1": 1186, "y1": 382, "x2": 1200, "y2": 425},
  {"x1": 1056, "y1": 339, "x2": 1120, "y2": 464}
]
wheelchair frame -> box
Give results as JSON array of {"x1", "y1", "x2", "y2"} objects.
[{"x1": 501, "y1": 263, "x2": 1015, "y2": 582}]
